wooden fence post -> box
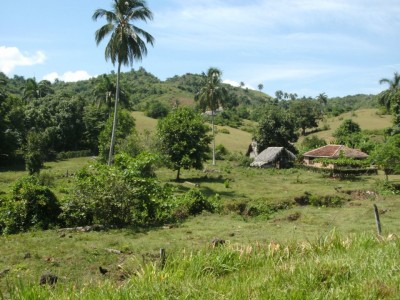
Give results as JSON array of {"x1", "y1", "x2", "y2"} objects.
[
  {"x1": 373, "y1": 204, "x2": 382, "y2": 236},
  {"x1": 160, "y1": 248, "x2": 166, "y2": 269}
]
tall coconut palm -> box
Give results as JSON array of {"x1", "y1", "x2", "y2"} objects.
[
  {"x1": 379, "y1": 72, "x2": 400, "y2": 113},
  {"x1": 195, "y1": 67, "x2": 227, "y2": 166},
  {"x1": 94, "y1": 74, "x2": 116, "y2": 110},
  {"x1": 23, "y1": 78, "x2": 53, "y2": 101},
  {"x1": 0, "y1": 77, "x2": 6, "y2": 101},
  {"x1": 93, "y1": 0, "x2": 154, "y2": 165}
]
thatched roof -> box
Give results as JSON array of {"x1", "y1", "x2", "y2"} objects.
[
  {"x1": 250, "y1": 147, "x2": 296, "y2": 167},
  {"x1": 303, "y1": 145, "x2": 368, "y2": 159}
]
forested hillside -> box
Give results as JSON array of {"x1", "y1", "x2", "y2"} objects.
[{"x1": 0, "y1": 67, "x2": 385, "y2": 170}]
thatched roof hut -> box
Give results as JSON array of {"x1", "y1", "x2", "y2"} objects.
[{"x1": 250, "y1": 147, "x2": 296, "y2": 168}]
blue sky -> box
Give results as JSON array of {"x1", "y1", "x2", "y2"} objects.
[{"x1": 1, "y1": 0, "x2": 399, "y2": 97}]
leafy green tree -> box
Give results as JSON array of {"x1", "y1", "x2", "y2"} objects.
[
  {"x1": 195, "y1": 67, "x2": 227, "y2": 165},
  {"x1": 0, "y1": 79, "x2": 24, "y2": 161},
  {"x1": 157, "y1": 107, "x2": 211, "y2": 180},
  {"x1": 25, "y1": 131, "x2": 47, "y2": 174},
  {"x1": 300, "y1": 136, "x2": 327, "y2": 152},
  {"x1": 332, "y1": 119, "x2": 370, "y2": 149},
  {"x1": 254, "y1": 104, "x2": 298, "y2": 153},
  {"x1": 98, "y1": 109, "x2": 136, "y2": 162},
  {"x1": 371, "y1": 134, "x2": 400, "y2": 181},
  {"x1": 258, "y1": 84, "x2": 264, "y2": 92},
  {"x1": 145, "y1": 99, "x2": 169, "y2": 119},
  {"x1": 289, "y1": 99, "x2": 323, "y2": 135},
  {"x1": 93, "y1": 0, "x2": 155, "y2": 165},
  {"x1": 82, "y1": 105, "x2": 109, "y2": 154},
  {"x1": 333, "y1": 119, "x2": 361, "y2": 140}
]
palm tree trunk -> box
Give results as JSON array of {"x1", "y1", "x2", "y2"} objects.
[
  {"x1": 108, "y1": 62, "x2": 121, "y2": 166},
  {"x1": 212, "y1": 111, "x2": 216, "y2": 166}
]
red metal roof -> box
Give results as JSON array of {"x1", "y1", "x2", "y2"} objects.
[{"x1": 303, "y1": 145, "x2": 368, "y2": 159}]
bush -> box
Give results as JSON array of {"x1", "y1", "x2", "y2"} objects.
[
  {"x1": 294, "y1": 192, "x2": 343, "y2": 207},
  {"x1": 226, "y1": 152, "x2": 252, "y2": 166},
  {"x1": 0, "y1": 176, "x2": 61, "y2": 234},
  {"x1": 61, "y1": 152, "x2": 175, "y2": 228},
  {"x1": 300, "y1": 136, "x2": 327, "y2": 152},
  {"x1": 179, "y1": 189, "x2": 216, "y2": 215},
  {"x1": 56, "y1": 150, "x2": 92, "y2": 160},
  {"x1": 145, "y1": 100, "x2": 170, "y2": 119},
  {"x1": 215, "y1": 144, "x2": 229, "y2": 160}
]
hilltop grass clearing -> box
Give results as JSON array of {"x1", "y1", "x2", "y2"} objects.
[
  {"x1": 302, "y1": 108, "x2": 393, "y2": 143},
  {"x1": 133, "y1": 108, "x2": 393, "y2": 152}
]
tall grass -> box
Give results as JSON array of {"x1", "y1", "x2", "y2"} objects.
[{"x1": 2, "y1": 232, "x2": 399, "y2": 299}]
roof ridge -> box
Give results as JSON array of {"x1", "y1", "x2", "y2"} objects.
[{"x1": 332, "y1": 145, "x2": 344, "y2": 157}]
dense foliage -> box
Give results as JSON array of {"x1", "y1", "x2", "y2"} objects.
[
  {"x1": 0, "y1": 176, "x2": 61, "y2": 234},
  {"x1": 157, "y1": 107, "x2": 211, "y2": 180},
  {"x1": 254, "y1": 104, "x2": 298, "y2": 153}
]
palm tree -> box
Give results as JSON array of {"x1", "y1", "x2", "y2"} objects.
[
  {"x1": 93, "y1": 0, "x2": 154, "y2": 165},
  {"x1": 316, "y1": 93, "x2": 328, "y2": 106},
  {"x1": 23, "y1": 78, "x2": 53, "y2": 101},
  {"x1": 379, "y1": 72, "x2": 400, "y2": 113},
  {"x1": 195, "y1": 67, "x2": 227, "y2": 166},
  {"x1": 94, "y1": 74, "x2": 116, "y2": 111},
  {"x1": 0, "y1": 77, "x2": 6, "y2": 101}
]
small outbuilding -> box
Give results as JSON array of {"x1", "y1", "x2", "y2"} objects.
[{"x1": 250, "y1": 147, "x2": 296, "y2": 168}]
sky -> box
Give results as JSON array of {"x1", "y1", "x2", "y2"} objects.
[{"x1": 1, "y1": 0, "x2": 399, "y2": 97}]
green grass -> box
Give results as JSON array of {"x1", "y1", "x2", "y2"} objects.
[
  {"x1": 1, "y1": 231, "x2": 399, "y2": 299},
  {"x1": 302, "y1": 108, "x2": 393, "y2": 143},
  {"x1": 0, "y1": 157, "x2": 94, "y2": 198},
  {"x1": 0, "y1": 107, "x2": 398, "y2": 298},
  {"x1": 132, "y1": 111, "x2": 252, "y2": 154},
  {"x1": 1, "y1": 156, "x2": 400, "y2": 298}
]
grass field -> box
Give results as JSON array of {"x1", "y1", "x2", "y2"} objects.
[
  {"x1": 303, "y1": 108, "x2": 393, "y2": 143},
  {"x1": 133, "y1": 108, "x2": 392, "y2": 153},
  {"x1": 0, "y1": 108, "x2": 398, "y2": 298},
  {"x1": 1, "y1": 155, "x2": 400, "y2": 298},
  {"x1": 132, "y1": 111, "x2": 252, "y2": 153}
]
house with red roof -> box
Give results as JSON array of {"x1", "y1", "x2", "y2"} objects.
[{"x1": 303, "y1": 145, "x2": 368, "y2": 169}]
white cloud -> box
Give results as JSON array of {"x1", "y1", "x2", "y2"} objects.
[
  {"x1": 43, "y1": 70, "x2": 94, "y2": 82},
  {"x1": 223, "y1": 79, "x2": 255, "y2": 90},
  {"x1": 0, "y1": 46, "x2": 46, "y2": 74}
]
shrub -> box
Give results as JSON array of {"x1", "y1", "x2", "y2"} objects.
[
  {"x1": 61, "y1": 153, "x2": 175, "y2": 227},
  {"x1": 226, "y1": 152, "x2": 252, "y2": 166},
  {"x1": 294, "y1": 192, "x2": 343, "y2": 207},
  {"x1": 0, "y1": 176, "x2": 61, "y2": 234},
  {"x1": 300, "y1": 136, "x2": 327, "y2": 152},
  {"x1": 56, "y1": 150, "x2": 92, "y2": 160},
  {"x1": 179, "y1": 189, "x2": 216, "y2": 215},
  {"x1": 215, "y1": 144, "x2": 229, "y2": 160},
  {"x1": 145, "y1": 100, "x2": 170, "y2": 119}
]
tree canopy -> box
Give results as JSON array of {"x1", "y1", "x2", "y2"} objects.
[
  {"x1": 157, "y1": 107, "x2": 211, "y2": 180},
  {"x1": 254, "y1": 104, "x2": 298, "y2": 153}
]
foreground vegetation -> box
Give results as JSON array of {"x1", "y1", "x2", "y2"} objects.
[
  {"x1": 1, "y1": 231, "x2": 399, "y2": 299},
  {"x1": 1, "y1": 154, "x2": 400, "y2": 298}
]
